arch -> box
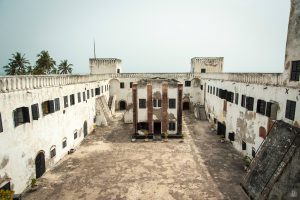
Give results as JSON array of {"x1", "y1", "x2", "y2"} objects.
[
  {"x1": 119, "y1": 100, "x2": 127, "y2": 110},
  {"x1": 35, "y1": 151, "x2": 46, "y2": 179},
  {"x1": 83, "y1": 121, "x2": 88, "y2": 137},
  {"x1": 108, "y1": 78, "x2": 120, "y2": 96},
  {"x1": 259, "y1": 126, "x2": 267, "y2": 139},
  {"x1": 182, "y1": 96, "x2": 190, "y2": 111}
]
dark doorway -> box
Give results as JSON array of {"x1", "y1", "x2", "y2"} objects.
[
  {"x1": 35, "y1": 151, "x2": 46, "y2": 179},
  {"x1": 183, "y1": 102, "x2": 190, "y2": 110},
  {"x1": 119, "y1": 101, "x2": 126, "y2": 110},
  {"x1": 83, "y1": 121, "x2": 88, "y2": 137},
  {"x1": 154, "y1": 122, "x2": 161, "y2": 134},
  {"x1": 217, "y1": 122, "x2": 226, "y2": 137}
]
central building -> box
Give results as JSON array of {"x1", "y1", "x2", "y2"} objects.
[{"x1": 132, "y1": 78, "x2": 183, "y2": 139}]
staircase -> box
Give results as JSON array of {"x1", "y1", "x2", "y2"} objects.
[{"x1": 241, "y1": 121, "x2": 300, "y2": 200}]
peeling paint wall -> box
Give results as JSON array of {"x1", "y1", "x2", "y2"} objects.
[{"x1": 0, "y1": 79, "x2": 110, "y2": 193}]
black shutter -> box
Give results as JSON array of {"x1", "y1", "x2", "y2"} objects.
[
  {"x1": 31, "y1": 104, "x2": 39, "y2": 120},
  {"x1": 0, "y1": 113, "x2": 3, "y2": 132},
  {"x1": 242, "y1": 141, "x2": 246, "y2": 150},
  {"x1": 246, "y1": 97, "x2": 254, "y2": 111},
  {"x1": 49, "y1": 100, "x2": 55, "y2": 113},
  {"x1": 13, "y1": 110, "x2": 19, "y2": 127},
  {"x1": 23, "y1": 107, "x2": 30, "y2": 123},
  {"x1": 266, "y1": 102, "x2": 272, "y2": 117},
  {"x1": 55, "y1": 98, "x2": 60, "y2": 111}
]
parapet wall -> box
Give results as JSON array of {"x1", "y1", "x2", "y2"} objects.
[{"x1": 0, "y1": 72, "x2": 294, "y2": 93}]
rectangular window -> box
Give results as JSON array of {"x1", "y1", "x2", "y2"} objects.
[
  {"x1": 235, "y1": 93, "x2": 239, "y2": 104},
  {"x1": 54, "y1": 98, "x2": 60, "y2": 111},
  {"x1": 169, "y1": 122, "x2": 176, "y2": 131},
  {"x1": 74, "y1": 131, "x2": 78, "y2": 139},
  {"x1": 87, "y1": 90, "x2": 90, "y2": 99},
  {"x1": 13, "y1": 107, "x2": 30, "y2": 127},
  {"x1": 31, "y1": 104, "x2": 39, "y2": 120},
  {"x1": 241, "y1": 95, "x2": 246, "y2": 107},
  {"x1": 201, "y1": 68, "x2": 206, "y2": 73},
  {"x1": 83, "y1": 92, "x2": 86, "y2": 101},
  {"x1": 266, "y1": 102, "x2": 273, "y2": 117},
  {"x1": 290, "y1": 60, "x2": 300, "y2": 81},
  {"x1": 101, "y1": 86, "x2": 103, "y2": 93},
  {"x1": 153, "y1": 99, "x2": 161, "y2": 108},
  {"x1": 200, "y1": 85, "x2": 203, "y2": 90},
  {"x1": 62, "y1": 140, "x2": 67, "y2": 148},
  {"x1": 64, "y1": 96, "x2": 68, "y2": 108},
  {"x1": 246, "y1": 97, "x2": 254, "y2": 111},
  {"x1": 213, "y1": 87, "x2": 215, "y2": 95},
  {"x1": 42, "y1": 100, "x2": 55, "y2": 115},
  {"x1": 95, "y1": 88, "x2": 100, "y2": 95},
  {"x1": 50, "y1": 148, "x2": 56, "y2": 158},
  {"x1": 139, "y1": 99, "x2": 146, "y2": 109},
  {"x1": 0, "y1": 113, "x2": 3, "y2": 133},
  {"x1": 285, "y1": 100, "x2": 296, "y2": 120},
  {"x1": 242, "y1": 141, "x2": 247, "y2": 150},
  {"x1": 91, "y1": 89, "x2": 94, "y2": 97},
  {"x1": 169, "y1": 99, "x2": 176, "y2": 109},
  {"x1": 77, "y1": 93, "x2": 81, "y2": 103},
  {"x1": 120, "y1": 82, "x2": 125, "y2": 88},
  {"x1": 219, "y1": 89, "x2": 226, "y2": 99},
  {"x1": 226, "y1": 91, "x2": 234, "y2": 103},
  {"x1": 185, "y1": 81, "x2": 191, "y2": 87},
  {"x1": 130, "y1": 82, "x2": 133, "y2": 88},
  {"x1": 257, "y1": 99, "x2": 266, "y2": 115},
  {"x1": 216, "y1": 88, "x2": 219, "y2": 96},
  {"x1": 70, "y1": 94, "x2": 75, "y2": 106}
]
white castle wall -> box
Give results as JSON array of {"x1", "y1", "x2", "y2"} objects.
[{"x1": 0, "y1": 78, "x2": 110, "y2": 193}]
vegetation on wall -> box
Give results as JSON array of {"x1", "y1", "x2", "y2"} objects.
[{"x1": 2, "y1": 51, "x2": 73, "y2": 75}]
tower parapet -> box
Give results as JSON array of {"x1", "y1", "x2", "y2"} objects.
[
  {"x1": 90, "y1": 58, "x2": 122, "y2": 75},
  {"x1": 191, "y1": 57, "x2": 223, "y2": 73}
]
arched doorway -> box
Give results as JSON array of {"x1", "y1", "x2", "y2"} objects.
[
  {"x1": 259, "y1": 127, "x2": 267, "y2": 139},
  {"x1": 183, "y1": 102, "x2": 190, "y2": 110},
  {"x1": 83, "y1": 121, "x2": 88, "y2": 137},
  {"x1": 35, "y1": 151, "x2": 45, "y2": 179},
  {"x1": 119, "y1": 100, "x2": 127, "y2": 110}
]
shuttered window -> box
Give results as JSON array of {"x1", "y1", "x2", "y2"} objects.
[
  {"x1": 83, "y1": 92, "x2": 86, "y2": 101},
  {"x1": 64, "y1": 96, "x2": 68, "y2": 108},
  {"x1": 120, "y1": 82, "x2": 125, "y2": 88},
  {"x1": 91, "y1": 89, "x2": 94, "y2": 97},
  {"x1": 87, "y1": 90, "x2": 90, "y2": 99},
  {"x1": 241, "y1": 95, "x2": 246, "y2": 107},
  {"x1": 242, "y1": 141, "x2": 247, "y2": 150},
  {"x1": 31, "y1": 104, "x2": 39, "y2": 120},
  {"x1": 95, "y1": 88, "x2": 100, "y2": 95},
  {"x1": 285, "y1": 100, "x2": 296, "y2": 120},
  {"x1": 246, "y1": 97, "x2": 254, "y2": 111},
  {"x1": 169, "y1": 99, "x2": 176, "y2": 109},
  {"x1": 235, "y1": 93, "x2": 239, "y2": 104},
  {"x1": 169, "y1": 122, "x2": 176, "y2": 131},
  {"x1": 0, "y1": 113, "x2": 3, "y2": 133},
  {"x1": 139, "y1": 99, "x2": 146, "y2": 108},
  {"x1": 13, "y1": 107, "x2": 30, "y2": 127},
  {"x1": 54, "y1": 98, "x2": 60, "y2": 111},
  {"x1": 77, "y1": 93, "x2": 81, "y2": 103},
  {"x1": 185, "y1": 81, "x2": 191, "y2": 87},
  {"x1": 70, "y1": 94, "x2": 75, "y2": 106},
  {"x1": 256, "y1": 100, "x2": 266, "y2": 115},
  {"x1": 290, "y1": 60, "x2": 300, "y2": 81},
  {"x1": 42, "y1": 100, "x2": 55, "y2": 115}
]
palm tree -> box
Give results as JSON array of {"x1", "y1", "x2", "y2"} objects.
[
  {"x1": 3, "y1": 52, "x2": 30, "y2": 75},
  {"x1": 34, "y1": 50, "x2": 56, "y2": 75},
  {"x1": 58, "y1": 60, "x2": 73, "y2": 74}
]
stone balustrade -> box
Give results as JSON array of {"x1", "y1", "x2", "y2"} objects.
[{"x1": 0, "y1": 72, "x2": 287, "y2": 93}]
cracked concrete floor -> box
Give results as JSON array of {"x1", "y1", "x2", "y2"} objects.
[{"x1": 23, "y1": 112, "x2": 248, "y2": 200}]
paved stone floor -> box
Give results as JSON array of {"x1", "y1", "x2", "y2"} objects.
[{"x1": 23, "y1": 112, "x2": 248, "y2": 200}]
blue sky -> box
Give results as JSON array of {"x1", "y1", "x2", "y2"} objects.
[{"x1": 0, "y1": 0, "x2": 290, "y2": 75}]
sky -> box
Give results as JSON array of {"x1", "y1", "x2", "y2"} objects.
[{"x1": 0, "y1": 0, "x2": 291, "y2": 75}]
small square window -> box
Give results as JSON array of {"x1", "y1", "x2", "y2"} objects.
[
  {"x1": 185, "y1": 81, "x2": 191, "y2": 87},
  {"x1": 120, "y1": 82, "x2": 125, "y2": 88},
  {"x1": 169, "y1": 122, "x2": 176, "y2": 131},
  {"x1": 201, "y1": 68, "x2": 206, "y2": 73},
  {"x1": 169, "y1": 99, "x2": 176, "y2": 109},
  {"x1": 139, "y1": 99, "x2": 146, "y2": 109}
]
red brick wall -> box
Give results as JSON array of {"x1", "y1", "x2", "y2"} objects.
[
  {"x1": 147, "y1": 84, "x2": 153, "y2": 134},
  {"x1": 162, "y1": 82, "x2": 168, "y2": 133},
  {"x1": 177, "y1": 83, "x2": 183, "y2": 134}
]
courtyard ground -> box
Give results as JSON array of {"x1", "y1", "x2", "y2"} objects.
[{"x1": 23, "y1": 112, "x2": 248, "y2": 200}]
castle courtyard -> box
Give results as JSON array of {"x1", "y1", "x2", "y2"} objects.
[{"x1": 22, "y1": 112, "x2": 248, "y2": 200}]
